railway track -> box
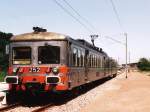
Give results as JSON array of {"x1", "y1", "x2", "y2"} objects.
[
  {"x1": 0, "y1": 103, "x2": 20, "y2": 112},
  {"x1": 31, "y1": 77, "x2": 113, "y2": 112},
  {"x1": 32, "y1": 103, "x2": 55, "y2": 112},
  {"x1": 0, "y1": 77, "x2": 113, "y2": 112}
]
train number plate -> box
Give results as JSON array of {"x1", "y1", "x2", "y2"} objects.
[{"x1": 29, "y1": 67, "x2": 40, "y2": 73}]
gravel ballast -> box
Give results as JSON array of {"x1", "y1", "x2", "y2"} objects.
[{"x1": 0, "y1": 73, "x2": 123, "y2": 112}]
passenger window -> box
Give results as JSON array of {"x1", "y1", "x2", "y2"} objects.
[
  {"x1": 97, "y1": 57, "x2": 99, "y2": 67},
  {"x1": 81, "y1": 51, "x2": 85, "y2": 67},
  {"x1": 98, "y1": 57, "x2": 100, "y2": 67},
  {"x1": 103, "y1": 57, "x2": 106, "y2": 67},
  {"x1": 96, "y1": 56, "x2": 98, "y2": 67},
  {"x1": 92, "y1": 55, "x2": 94, "y2": 67},
  {"x1": 89, "y1": 54, "x2": 91, "y2": 67},
  {"x1": 93, "y1": 55, "x2": 95, "y2": 67},
  {"x1": 99, "y1": 57, "x2": 101, "y2": 67},
  {"x1": 73, "y1": 48, "x2": 77, "y2": 66},
  {"x1": 78, "y1": 49, "x2": 81, "y2": 67},
  {"x1": 95, "y1": 56, "x2": 97, "y2": 67},
  {"x1": 90, "y1": 54, "x2": 92, "y2": 67},
  {"x1": 94, "y1": 55, "x2": 96, "y2": 67},
  {"x1": 101, "y1": 57, "x2": 103, "y2": 68}
]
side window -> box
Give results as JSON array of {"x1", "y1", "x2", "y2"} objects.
[
  {"x1": 78, "y1": 49, "x2": 81, "y2": 67},
  {"x1": 101, "y1": 57, "x2": 103, "y2": 68},
  {"x1": 73, "y1": 48, "x2": 77, "y2": 66},
  {"x1": 94, "y1": 55, "x2": 96, "y2": 67},
  {"x1": 106, "y1": 58, "x2": 110, "y2": 68},
  {"x1": 91, "y1": 54, "x2": 93, "y2": 67},
  {"x1": 96, "y1": 56, "x2": 98, "y2": 67},
  {"x1": 92, "y1": 55, "x2": 94, "y2": 67},
  {"x1": 88, "y1": 54, "x2": 90, "y2": 67},
  {"x1": 95, "y1": 55, "x2": 97, "y2": 67},
  {"x1": 90, "y1": 54, "x2": 92, "y2": 67},
  {"x1": 97, "y1": 56, "x2": 99, "y2": 67},
  {"x1": 81, "y1": 50, "x2": 85, "y2": 67},
  {"x1": 93, "y1": 55, "x2": 95, "y2": 67},
  {"x1": 99, "y1": 56, "x2": 101, "y2": 67},
  {"x1": 103, "y1": 57, "x2": 106, "y2": 67}
]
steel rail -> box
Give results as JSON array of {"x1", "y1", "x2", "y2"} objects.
[
  {"x1": 32, "y1": 103, "x2": 54, "y2": 112},
  {"x1": 0, "y1": 103, "x2": 20, "y2": 112}
]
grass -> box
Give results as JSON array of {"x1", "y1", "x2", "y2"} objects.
[{"x1": 0, "y1": 71, "x2": 6, "y2": 82}]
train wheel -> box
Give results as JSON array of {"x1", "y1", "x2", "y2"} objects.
[
  {"x1": 72, "y1": 87, "x2": 80, "y2": 97},
  {"x1": 5, "y1": 91, "x2": 18, "y2": 104}
]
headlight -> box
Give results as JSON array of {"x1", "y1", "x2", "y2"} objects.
[
  {"x1": 52, "y1": 67, "x2": 59, "y2": 74},
  {"x1": 5, "y1": 76, "x2": 18, "y2": 84},
  {"x1": 13, "y1": 68, "x2": 18, "y2": 73}
]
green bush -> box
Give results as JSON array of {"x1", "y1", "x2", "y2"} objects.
[
  {"x1": 137, "y1": 58, "x2": 150, "y2": 71},
  {"x1": 0, "y1": 31, "x2": 13, "y2": 82},
  {"x1": 0, "y1": 31, "x2": 13, "y2": 71},
  {"x1": 0, "y1": 71, "x2": 6, "y2": 82}
]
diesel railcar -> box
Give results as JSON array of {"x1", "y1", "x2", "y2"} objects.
[{"x1": 5, "y1": 28, "x2": 117, "y2": 94}]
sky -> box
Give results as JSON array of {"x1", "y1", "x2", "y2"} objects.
[{"x1": 0, "y1": 0, "x2": 150, "y2": 64}]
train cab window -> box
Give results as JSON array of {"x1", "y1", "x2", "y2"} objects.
[
  {"x1": 12, "y1": 47, "x2": 31, "y2": 65},
  {"x1": 73, "y1": 48, "x2": 77, "y2": 66},
  {"x1": 38, "y1": 46, "x2": 60, "y2": 64}
]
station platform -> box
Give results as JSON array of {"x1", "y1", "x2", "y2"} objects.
[{"x1": 0, "y1": 82, "x2": 8, "y2": 97}]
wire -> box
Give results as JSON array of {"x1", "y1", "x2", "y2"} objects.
[
  {"x1": 109, "y1": 0, "x2": 124, "y2": 32},
  {"x1": 104, "y1": 36, "x2": 125, "y2": 45},
  {"x1": 53, "y1": 0, "x2": 94, "y2": 33},
  {"x1": 53, "y1": 0, "x2": 125, "y2": 46},
  {"x1": 62, "y1": 0, "x2": 97, "y2": 31}
]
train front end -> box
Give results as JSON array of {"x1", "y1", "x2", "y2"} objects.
[{"x1": 5, "y1": 31, "x2": 69, "y2": 94}]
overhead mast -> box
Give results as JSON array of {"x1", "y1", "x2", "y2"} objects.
[{"x1": 90, "y1": 34, "x2": 99, "y2": 46}]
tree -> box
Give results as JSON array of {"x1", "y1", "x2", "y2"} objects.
[
  {"x1": 0, "y1": 31, "x2": 13, "y2": 71},
  {"x1": 137, "y1": 58, "x2": 150, "y2": 71}
]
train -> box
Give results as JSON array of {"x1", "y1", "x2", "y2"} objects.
[{"x1": 5, "y1": 27, "x2": 118, "y2": 95}]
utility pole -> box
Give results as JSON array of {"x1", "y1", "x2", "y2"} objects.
[
  {"x1": 129, "y1": 52, "x2": 130, "y2": 64},
  {"x1": 118, "y1": 57, "x2": 120, "y2": 65},
  {"x1": 124, "y1": 33, "x2": 128, "y2": 78},
  {"x1": 128, "y1": 51, "x2": 130, "y2": 72}
]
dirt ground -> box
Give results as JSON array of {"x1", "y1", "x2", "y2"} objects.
[{"x1": 80, "y1": 71, "x2": 150, "y2": 112}]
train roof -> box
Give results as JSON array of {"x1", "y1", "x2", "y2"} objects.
[
  {"x1": 76, "y1": 39, "x2": 108, "y2": 56},
  {"x1": 10, "y1": 30, "x2": 108, "y2": 56},
  {"x1": 10, "y1": 32, "x2": 68, "y2": 41}
]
